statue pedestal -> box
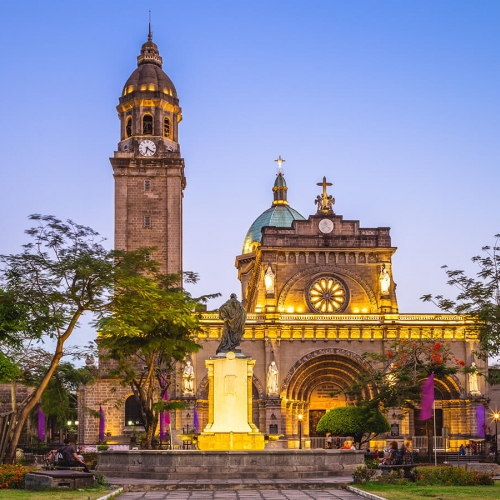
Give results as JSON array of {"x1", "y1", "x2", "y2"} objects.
[{"x1": 197, "y1": 352, "x2": 265, "y2": 451}]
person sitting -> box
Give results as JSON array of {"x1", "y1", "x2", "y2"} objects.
[
  {"x1": 459, "y1": 444, "x2": 466, "y2": 456},
  {"x1": 381, "y1": 441, "x2": 399, "y2": 465},
  {"x1": 48, "y1": 438, "x2": 89, "y2": 472}
]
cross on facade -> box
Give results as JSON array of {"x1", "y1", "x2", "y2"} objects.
[{"x1": 315, "y1": 176, "x2": 335, "y2": 213}]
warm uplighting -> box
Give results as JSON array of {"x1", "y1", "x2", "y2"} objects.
[
  {"x1": 362, "y1": 308, "x2": 368, "y2": 313},
  {"x1": 493, "y1": 412, "x2": 500, "y2": 462},
  {"x1": 353, "y1": 308, "x2": 359, "y2": 313},
  {"x1": 298, "y1": 414, "x2": 303, "y2": 449},
  {"x1": 287, "y1": 306, "x2": 295, "y2": 313}
]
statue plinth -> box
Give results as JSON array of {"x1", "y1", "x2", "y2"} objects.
[{"x1": 197, "y1": 352, "x2": 265, "y2": 451}]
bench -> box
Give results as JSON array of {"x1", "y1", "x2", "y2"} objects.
[{"x1": 379, "y1": 463, "x2": 416, "y2": 480}]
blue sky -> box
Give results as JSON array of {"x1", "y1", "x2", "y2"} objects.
[{"x1": 0, "y1": 1, "x2": 499, "y2": 347}]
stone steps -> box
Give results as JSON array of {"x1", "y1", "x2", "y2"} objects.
[{"x1": 105, "y1": 476, "x2": 353, "y2": 492}]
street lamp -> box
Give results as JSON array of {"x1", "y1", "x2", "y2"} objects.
[
  {"x1": 494, "y1": 412, "x2": 500, "y2": 463},
  {"x1": 298, "y1": 414, "x2": 303, "y2": 450}
]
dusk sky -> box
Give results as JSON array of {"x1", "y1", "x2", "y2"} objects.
[{"x1": 1, "y1": 1, "x2": 499, "y2": 349}]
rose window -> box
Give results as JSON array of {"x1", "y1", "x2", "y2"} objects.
[{"x1": 308, "y1": 277, "x2": 346, "y2": 313}]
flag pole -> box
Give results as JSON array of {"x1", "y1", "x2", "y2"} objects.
[{"x1": 433, "y1": 400, "x2": 437, "y2": 466}]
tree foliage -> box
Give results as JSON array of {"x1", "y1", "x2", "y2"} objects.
[
  {"x1": 316, "y1": 406, "x2": 390, "y2": 446},
  {"x1": 346, "y1": 339, "x2": 463, "y2": 411},
  {"x1": 422, "y1": 235, "x2": 500, "y2": 359},
  {"x1": 0, "y1": 214, "x2": 155, "y2": 461},
  {"x1": 97, "y1": 271, "x2": 219, "y2": 449}
]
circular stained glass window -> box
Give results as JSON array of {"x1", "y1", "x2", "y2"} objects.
[{"x1": 307, "y1": 277, "x2": 347, "y2": 313}]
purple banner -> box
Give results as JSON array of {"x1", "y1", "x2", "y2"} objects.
[
  {"x1": 163, "y1": 390, "x2": 170, "y2": 425},
  {"x1": 99, "y1": 405, "x2": 105, "y2": 441},
  {"x1": 419, "y1": 373, "x2": 435, "y2": 421},
  {"x1": 193, "y1": 407, "x2": 199, "y2": 433},
  {"x1": 37, "y1": 406, "x2": 45, "y2": 441},
  {"x1": 476, "y1": 406, "x2": 485, "y2": 437},
  {"x1": 160, "y1": 412, "x2": 165, "y2": 440}
]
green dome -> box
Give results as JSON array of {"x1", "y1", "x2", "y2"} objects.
[{"x1": 242, "y1": 204, "x2": 305, "y2": 254}]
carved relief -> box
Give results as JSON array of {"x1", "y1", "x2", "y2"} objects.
[
  {"x1": 348, "y1": 252, "x2": 355, "y2": 264},
  {"x1": 278, "y1": 252, "x2": 286, "y2": 263},
  {"x1": 318, "y1": 252, "x2": 326, "y2": 264},
  {"x1": 281, "y1": 347, "x2": 369, "y2": 392},
  {"x1": 277, "y1": 265, "x2": 378, "y2": 311},
  {"x1": 338, "y1": 252, "x2": 346, "y2": 264},
  {"x1": 359, "y1": 253, "x2": 366, "y2": 263},
  {"x1": 308, "y1": 253, "x2": 316, "y2": 264},
  {"x1": 328, "y1": 252, "x2": 336, "y2": 264},
  {"x1": 288, "y1": 253, "x2": 296, "y2": 264},
  {"x1": 298, "y1": 252, "x2": 306, "y2": 264}
]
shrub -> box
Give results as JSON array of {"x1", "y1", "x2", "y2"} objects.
[
  {"x1": 97, "y1": 445, "x2": 109, "y2": 451},
  {"x1": 414, "y1": 466, "x2": 494, "y2": 486},
  {"x1": 352, "y1": 465, "x2": 376, "y2": 484},
  {"x1": 0, "y1": 464, "x2": 36, "y2": 489}
]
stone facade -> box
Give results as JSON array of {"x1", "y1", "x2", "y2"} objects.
[{"x1": 79, "y1": 32, "x2": 500, "y2": 452}]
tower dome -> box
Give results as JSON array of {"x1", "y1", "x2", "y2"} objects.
[
  {"x1": 242, "y1": 169, "x2": 305, "y2": 254},
  {"x1": 122, "y1": 31, "x2": 177, "y2": 97}
]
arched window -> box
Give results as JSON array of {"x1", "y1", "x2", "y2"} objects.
[
  {"x1": 125, "y1": 117, "x2": 132, "y2": 138},
  {"x1": 163, "y1": 117, "x2": 170, "y2": 138},
  {"x1": 125, "y1": 395, "x2": 144, "y2": 426},
  {"x1": 143, "y1": 114, "x2": 153, "y2": 135}
]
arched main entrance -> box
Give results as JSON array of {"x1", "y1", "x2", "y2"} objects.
[{"x1": 281, "y1": 348, "x2": 373, "y2": 446}]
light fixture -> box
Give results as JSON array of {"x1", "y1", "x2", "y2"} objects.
[
  {"x1": 298, "y1": 414, "x2": 303, "y2": 449},
  {"x1": 74, "y1": 420, "x2": 79, "y2": 426},
  {"x1": 128, "y1": 420, "x2": 133, "y2": 426}
]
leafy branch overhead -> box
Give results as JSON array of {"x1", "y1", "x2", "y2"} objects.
[{"x1": 421, "y1": 235, "x2": 500, "y2": 359}]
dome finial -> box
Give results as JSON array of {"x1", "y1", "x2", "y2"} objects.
[
  {"x1": 272, "y1": 157, "x2": 288, "y2": 206},
  {"x1": 148, "y1": 10, "x2": 153, "y2": 41},
  {"x1": 274, "y1": 155, "x2": 285, "y2": 174}
]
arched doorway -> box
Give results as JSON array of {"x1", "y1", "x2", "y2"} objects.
[{"x1": 281, "y1": 348, "x2": 372, "y2": 447}]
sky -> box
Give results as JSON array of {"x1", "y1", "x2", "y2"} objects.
[{"x1": 0, "y1": 1, "x2": 499, "y2": 349}]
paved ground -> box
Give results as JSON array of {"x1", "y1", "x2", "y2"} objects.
[{"x1": 117, "y1": 490, "x2": 364, "y2": 499}]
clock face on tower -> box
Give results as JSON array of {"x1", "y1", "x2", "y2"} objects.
[
  {"x1": 318, "y1": 218, "x2": 334, "y2": 234},
  {"x1": 139, "y1": 139, "x2": 156, "y2": 156}
]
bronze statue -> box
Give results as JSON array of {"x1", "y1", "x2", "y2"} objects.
[{"x1": 216, "y1": 293, "x2": 247, "y2": 354}]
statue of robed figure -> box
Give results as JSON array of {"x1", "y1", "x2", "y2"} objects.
[{"x1": 216, "y1": 293, "x2": 247, "y2": 354}]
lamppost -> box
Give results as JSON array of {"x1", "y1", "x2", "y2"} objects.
[
  {"x1": 494, "y1": 412, "x2": 500, "y2": 463},
  {"x1": 298, "y1": 414, "x2": 303, "y2": 450}
]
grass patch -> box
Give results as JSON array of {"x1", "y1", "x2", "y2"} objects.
[
  {"x1": 0, "y1": 485, "x2": 113, "y2": 499},
  {"x1": 357, "y1": 482, "x2": 500, "y2": 500}
]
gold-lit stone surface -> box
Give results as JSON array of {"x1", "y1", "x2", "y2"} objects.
[{"x1": 197, "y1": 353, "x2": 264, "y2": 451}]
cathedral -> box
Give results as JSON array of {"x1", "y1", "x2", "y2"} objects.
[{"x1": 79, "y1": 32, "x2": 499, "y2": 452}]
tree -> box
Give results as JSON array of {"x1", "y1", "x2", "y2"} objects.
[
  {"x1": 422, "y1": 235, "x2": 500, "y2": 360},
  {"x1": 0, "y1": 214, "x2": 154, "y2": 462},
  {"x1": 97, "y1": 271, "x2": 219, "y2": 449},
  {"x1": 346, "y1": 339, "x2": 464, "y2": 412},
  {"x1": 316, "y1": 406, "x2": 390, "y2": 448}
]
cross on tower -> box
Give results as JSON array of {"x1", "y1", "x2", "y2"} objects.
[
  {"x1": 274, "y1": 155, "x2": 285, "y2": 173},
  {"x1": 315, "y1": 176, "x2": 335, "y2": 213}
]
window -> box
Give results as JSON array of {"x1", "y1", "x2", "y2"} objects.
[
  {"x1": 144, "y1": 216, "x2": 151, "y2": 228},
  {"x1": 125, "y1": 396, "x2": 144, "y2": 426},
  {"x1": 143, "y1": 115, "x2": 153, "y2": 135},
  {"x1": 145, "y1": 253, "x2": 151, "y2": 262},
  {"x1": 163, "y1": 117, "x2": 170, "y2": 138},
  {"x1": 144, "y1": 180, "x2": 151, "y2": 191},
  {"x1": 125, "y1": 117, "x2": 132, "y2": 138}
]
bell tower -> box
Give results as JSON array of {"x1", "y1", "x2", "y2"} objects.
[{"x1": 111, "y1": 30, "x2": 185, "y2": 274}]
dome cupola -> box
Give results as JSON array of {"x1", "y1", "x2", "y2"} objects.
[{"x1": 242, "y1": 158, "x2": 305, "y2": 254}]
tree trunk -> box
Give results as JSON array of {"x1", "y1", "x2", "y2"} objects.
[{"x1": 4, "y1": 314, "x2": 81, "y2": 461}]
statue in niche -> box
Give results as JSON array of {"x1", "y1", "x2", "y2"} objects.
[
  {"x1": 264, "y1": 264, "x2": 275, "y2": 295},
  {"x1": 267, "y1": 361, "x2": 279, "y2": 395},
  {"x1": 182, "y1": 360, "x2": 195, "y2": 395},
  {"x1": 469, "y1": 362, "x2": 481, "y2": 396},
  {"x1": 379, "y1": 264, "x2": 391, "y2": 295},
  {"x1": 216, "y1": 294, "x2": 247, "y2": 354}
]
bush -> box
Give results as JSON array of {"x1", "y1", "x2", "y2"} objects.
[
  {"x1": 352, "y1": 465, "x2": 377, "y2": 484},
  {"x1": 0, "y1": 464, "x2": 36, "y2": 489},
  {"x1": 414, "y1": 466, "x2": 494, "y2": 486},
  {"x1": 97, "y1": 445, "x2": 109, "y2": 451}
]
